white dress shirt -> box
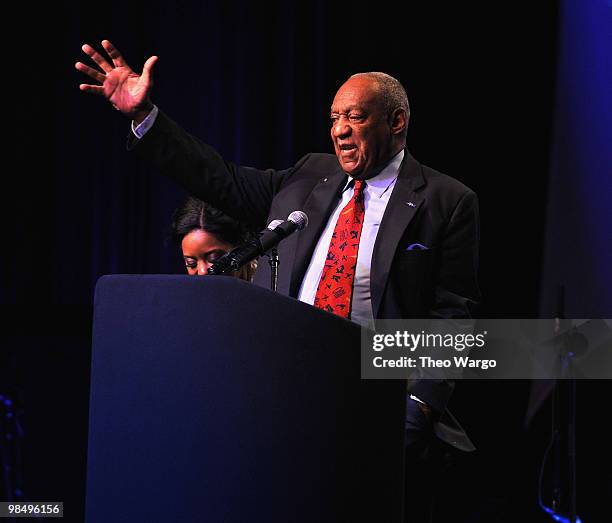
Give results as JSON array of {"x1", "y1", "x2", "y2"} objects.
[
  {"x1": 132, "y1": 105, "x2": 159, "y2": 138},
  {"x1": 297, "y1": 151, "x2": 404, "y2": 328}
]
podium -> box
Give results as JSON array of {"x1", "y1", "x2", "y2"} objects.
[{"x1": 86, "y1": 276, "x2": 406, "y2": 522}]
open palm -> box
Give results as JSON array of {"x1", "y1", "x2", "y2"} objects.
[{"x1": 75, "y1": 40, "x2": 158, "y2": 119}]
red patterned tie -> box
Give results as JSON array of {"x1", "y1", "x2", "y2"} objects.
[{"x1": 314, "y1": 180, "x2": 366, "y2": 318}]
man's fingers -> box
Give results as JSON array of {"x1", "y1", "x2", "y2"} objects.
[
  {"x1": 101, "y1": 39, "x2": 130, "y2": 69},
  {"x1": 79, "y1": 84, "x2": 105, "y2": 96},
  {"x1": 75, "y1": 62, "x2": 106, "y2": 84},
  {"x1": 141, "y1": 55, "x2": 158, "y2": 82},
  {"x1": 81, "y1": 43, "x2": 113, "y2": 73}
]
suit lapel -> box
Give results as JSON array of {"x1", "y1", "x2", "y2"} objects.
[
  {"x1": 370, "y1": 150, "x2": 426, "y2": 318},
  {"x1": 289, "y1": 166, "x2": 347, "y2": 297}
]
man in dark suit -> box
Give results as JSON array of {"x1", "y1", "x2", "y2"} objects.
[{"x1": 77, "y1": 39, "x2": 480, "y2": 522}]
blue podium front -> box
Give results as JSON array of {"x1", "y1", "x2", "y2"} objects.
[{"x1": 86, "y1": 275, "x2": 405, "y2": 522}]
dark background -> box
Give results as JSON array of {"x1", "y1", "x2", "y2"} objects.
[{"x1": 2, "y1": 1, "x2": 610, "y2": 521}]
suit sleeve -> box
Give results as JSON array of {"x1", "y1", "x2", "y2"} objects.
[{"x1": 127, "y1": 110, "x2": 305, "y2": 229}]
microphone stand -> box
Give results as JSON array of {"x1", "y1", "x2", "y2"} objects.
[
  {"x1": 268, "y1": 248, "x2": 279, "y2": 292},
  {"x1": 559, "y1": 328, "x2": 578, "y2": 523},
  {"x1": 540, "y1": 285, "x2": 581, "y2": 523}
]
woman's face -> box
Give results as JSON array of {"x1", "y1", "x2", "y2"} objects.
[{"x1": 181, "y1": 229, "x2": 234, "y2": 276}]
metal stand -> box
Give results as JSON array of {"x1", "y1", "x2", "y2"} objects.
[
  {"x1": 558, "y1": 329, "x2": 579, "y2": 523},
  {"x1": 268, "y1": 248, "x2": 279, "y2": 292},
  {"x1": 539, "y1": 286, "x2": 582, "y2": 523}
]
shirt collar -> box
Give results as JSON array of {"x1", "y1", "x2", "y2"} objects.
[{"x1": 341, "y1": 149, "x2": 404, "y2": 198}]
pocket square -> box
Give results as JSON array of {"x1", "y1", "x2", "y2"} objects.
[{"x1": 406, "y1": 243, "x2": 429, "y2": 251}]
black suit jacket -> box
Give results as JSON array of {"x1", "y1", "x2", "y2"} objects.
[{"x1": 129, "y1": 111, "x2": 481, "y2": 443}]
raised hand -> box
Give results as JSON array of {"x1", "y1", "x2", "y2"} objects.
[{"x1": 75, "y1": 40, "x2": 158, "y2": 122}]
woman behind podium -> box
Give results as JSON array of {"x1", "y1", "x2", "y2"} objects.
[{"x1": 172, "y1": 196, "x2": 256, "y2": 281}]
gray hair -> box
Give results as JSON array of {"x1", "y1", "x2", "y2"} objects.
[{"x1": 350, "y1": 72, "x2": 410, "y2": 130}]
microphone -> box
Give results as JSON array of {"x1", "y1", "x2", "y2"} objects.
[
  {"x1": 266, "y1": 219, "x2": 284, "y2": 231},
  {"x1": 207, "y1": 211, "x2": 308, "y2": 275}
]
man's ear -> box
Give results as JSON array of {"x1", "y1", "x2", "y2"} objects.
[{"x1": 389, "y1": 108, "x2": 408, "y2": 136}]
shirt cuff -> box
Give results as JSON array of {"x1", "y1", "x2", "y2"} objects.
[{"x1": 131, "y1": 105, "x2": 159, "y2": 139}]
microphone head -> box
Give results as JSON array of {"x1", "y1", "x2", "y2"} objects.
[
  {"x1": 287, "y1": 210, "x2": 308, "y2": 230},
  {"x1": 267, "y1": 219, "x2": 284, "y2": 230}
]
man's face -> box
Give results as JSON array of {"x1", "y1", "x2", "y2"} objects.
[{"x1": 330, "y1": 77, "x2": 396, "y2": 180}]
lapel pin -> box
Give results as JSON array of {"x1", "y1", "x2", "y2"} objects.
[
  {"x1": 322, "y1": 177, "x2": 328, "y2": 182},
  {"x1": 406, "y1": 201, "x2": 416, "y2": 207}
]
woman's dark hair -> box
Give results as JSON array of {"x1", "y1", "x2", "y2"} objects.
[
  {"x1": 171, "y1": 197, "x2": 252, "y2": 246},
  {"x1": 171, "y1": 197, "x2": 256, "y2": 281}
]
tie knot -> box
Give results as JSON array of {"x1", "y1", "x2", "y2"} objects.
[{"x1": 353, "y1": 180, "x2": 365, "y2": 196}]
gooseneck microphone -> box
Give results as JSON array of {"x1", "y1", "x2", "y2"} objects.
[{"x1": 207, "y1": 211, "x2": 308, "y2": 276}]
